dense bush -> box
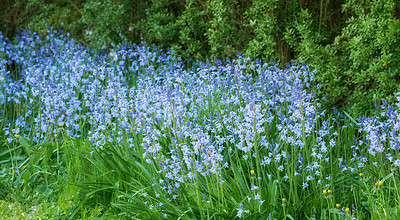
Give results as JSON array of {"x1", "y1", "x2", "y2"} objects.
[
  {"x1": 291, "y1": 0, "x2": 400, "y2": 115},
  {"x1": 1, "y1": 0, "x2": 400, "y2": 115}
]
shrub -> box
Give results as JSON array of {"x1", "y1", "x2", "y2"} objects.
[{"x1": 291, "y1": 0, "x2": 400, "y2": 116}]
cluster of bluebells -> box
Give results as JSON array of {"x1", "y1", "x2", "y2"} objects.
[
  {"x1": 358, "y1": 100, "x2": 400, "y2": 167},
  {"x1": 1, "y1": 29, "x2": 400, "y2": 217}
]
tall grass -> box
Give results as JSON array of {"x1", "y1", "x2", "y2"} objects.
[{"x1": 1, "y1": 29, "x2": 400, "y2": 219}]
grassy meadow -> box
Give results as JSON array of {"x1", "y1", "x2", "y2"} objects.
[{"x1": 1, "y1": 30, "x2": 400, "y2": 219}]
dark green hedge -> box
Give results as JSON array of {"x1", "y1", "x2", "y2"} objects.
[{"x1": 1, "y1": 0, "x2": 400, "y2": 116}]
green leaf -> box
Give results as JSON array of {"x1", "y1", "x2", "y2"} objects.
[
  {"x1": 286, "y1": 214, "x2": 295, "y2": 220},
  {"x1": 19, "y1": 136, "x2": 32, "y2": 156},
  {"x1": 343, "y1": 111, "x2": 360, "y2": 126}
]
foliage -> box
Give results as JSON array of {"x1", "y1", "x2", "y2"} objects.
[{"x1": 291, "y1": 0, "x2": 400, "y2": 115}]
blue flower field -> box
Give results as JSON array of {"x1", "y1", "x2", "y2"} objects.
[{"x1": 1, "y1": 30, "x2": 400, "y2": 219}]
